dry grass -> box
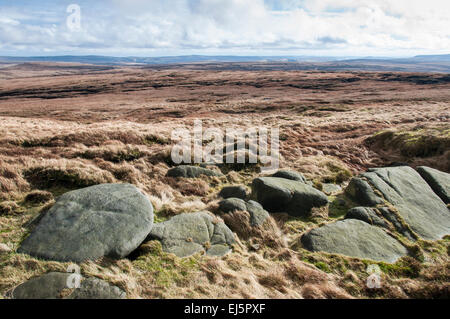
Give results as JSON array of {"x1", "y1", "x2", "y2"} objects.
[{"x1": 0, "y1": 66, "x2": 449, "y2": 299}]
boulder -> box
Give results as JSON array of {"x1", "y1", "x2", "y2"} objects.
[
  {"x1": 301, "y1": 219, "x2": 408, "y2": 263},
  {"x1": 378, "y1": 207, "x2": 416, "y2": 241},
  {"x1": 10, "y1": 272, "x2": 126, "y2": 299},
  {"x1": 18, "y1": 184, "x2": 154, "y2": 262},
  {"x1": 345, "y1": 206, "x2": 415, "y2": 241},
  {"x1": 67, "y1": 277, "x2": 126, "y2": 299},
  {"x1": 345, "y1": 177, "x2": 383, "y2": 206},
  {"x1": 219, "y1": 198, "x2": 269, "y2": 226},
  {"x1": 148, "y1": 212, "x2": 235, "y2": 257},
  {"x1": 218, "y1": 185, "x2": 247, "y2": 199},
  {"x1": 358, "y1": 166, "x2": 450, "y2": 240},
  {"x1": 345, "y1": 207, "x2": 388, "y2": 228},
  {"x1": 417, "y1": 166, "x2": 450, "y2": 204},
  {"x1": 271, "y1": 170, "x2": 306, "y2": 182},
  {"x1": 245, "y1": 200, "x2": 270, "y2": 226},
  {"x1": 251, "y1": 177, "x2": 329, "y2": 216},
  {"x1": 167, "y1": 165, "x2": 223, "y2": 178},
  {"x1": 219, "y1": 198, "x2": 247, "y2": 212}
]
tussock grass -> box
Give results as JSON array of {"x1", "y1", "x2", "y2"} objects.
[
  {"x1": 0, "y1": 108, "x2": 449, "y2": 299},
  {"x1": 366, "y1": 125, "x2": 450, "y2": 171}
]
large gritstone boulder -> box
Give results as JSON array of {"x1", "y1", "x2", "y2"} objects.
[
  {"x1": 9, "y1": 272, "x2": 126, "y2": 299},
  {"x1": 18, "y1": 184, "x2": 154, "y2": 262},
  {"x1": 251, "y1": 177, "x2": 329, "y2": 216},
  {"x1": 147, "y1": 212, "x2": 235, "y2": 258},
  {"x1": 301, "y1": 219, "x2": 408, "y2": 263},
  {"x1": 346, "y1": 166, "x2": 450, "y2": 240}
]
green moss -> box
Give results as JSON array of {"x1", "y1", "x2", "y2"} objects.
[
  {"x1": 321, "y1": 162, "x2": 352, "y2": 184},
  {"x1": 132, "y1": 241, "x2": 198, "y2": 287},
  {"x1": 314, "y1": 261, "x2": 331, "y2": 273},
  {"x1": 299, "y1": 251, "x2": 353, "y2": 275},
  {"x1": 376, "y1": 257, "x2": 421, "y2": 278},
  {"x1": 328, "y1": 195, "x2": 356, "y2": 218},
  {"x1": 153, "y1": 210, "x2": 170, "y2": 223}
]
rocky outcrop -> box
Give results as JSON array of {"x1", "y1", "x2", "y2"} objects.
[
  {"x1": 147, "y1": 212, "x2": 235, "y2": 258},
  {"x1": 301, "y1": 219, "x2": 408, "y2": 263},
  {"x1": 10, "y1": 272, "x2": 126, "y2": 299},
  {"x1": 417, "y1": 166, "x2": 450, "y2": 204},
  {"x1": 18, "y1": 184, "x2": 154, "y2": 262},
  {"x1": 349, "y1": 166, "x2": 450, "y2": 240},
  {"x1": 167, "y1": 165, "x2": 223, "y2": 178},
  {"x1": 251, "y1": 177, "x2": 329, "y2": 216}
]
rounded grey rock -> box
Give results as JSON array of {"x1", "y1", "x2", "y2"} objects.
[
  {"x1": 251, "y1": 177, "x2": 328, "y2": 216},
  {"x1": 148, "y1": 212, "x2": 235, "y2": 258},
  {"x1": 18, "y1": 184, "x2": 154, "y2": 262},
  {"x1": 219, "y1": 185, "x2": 247, "y2": 199},
  {"x1": 301, "y1": 219, "x2": 408, "y2": 263},
  {"x1": 10, "y1": 272, "x2": 126, "y2": 299}
]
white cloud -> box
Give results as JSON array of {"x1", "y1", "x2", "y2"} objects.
[{"x1": 0, "y1": 0, "x2": 449, "y2": 56}]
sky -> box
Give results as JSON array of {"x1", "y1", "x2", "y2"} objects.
[{"x1": 0, "y1": 0, "x2": 449, "y2": 57}]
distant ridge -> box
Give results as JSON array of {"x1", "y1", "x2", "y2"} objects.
[
  {"x1": 0, "y1": 54, "x2": 449, "y2": 73},
  {"x1": 0, "y1": 55, "x2": 345, "y2": 65}
]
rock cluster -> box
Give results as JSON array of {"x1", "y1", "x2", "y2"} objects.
[
  {"x1": 8, "y1": 164, "x2": 450, "y2": 298},
  {"x1": 302, "y1": 166, "x2": 450, "y2": 261}
]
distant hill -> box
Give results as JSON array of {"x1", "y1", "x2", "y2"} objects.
[
  {"x1": 0, "y1": 54, "x2": 449, "y2": 72},
  {"x1": 0, "y1": 55, "x2": 344, "y2": 65}
]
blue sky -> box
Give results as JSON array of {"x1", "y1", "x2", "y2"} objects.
[{"x1": 0, "y1": 0, "x2": 449, "y2": 57}]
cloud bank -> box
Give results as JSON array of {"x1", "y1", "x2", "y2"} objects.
[{"x1": 0, "y1": 0, "x2": 449, "y2": 56}]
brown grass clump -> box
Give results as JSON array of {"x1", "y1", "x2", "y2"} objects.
[
  {"x1": 162, "y1": 177, "x2": 210, "y2": 197},
  {"x1": 220, "y1": 210, "x2": 286, "y2": 250},
  {"x1": 24, "y1": 161, "x2": 116, "y2": 190},
  {"x1": 24, "y1": 190, "x2": 54, "y2": 205},
  {"x1": 0, "y1": 201, "x2": 20, "y2": 215},
  {"x1": 366, "y1": 125, "x2": 450, "y2": 171},
  {"x1": 0, "y1": 160, "x2": 29, "y2": 199}
]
